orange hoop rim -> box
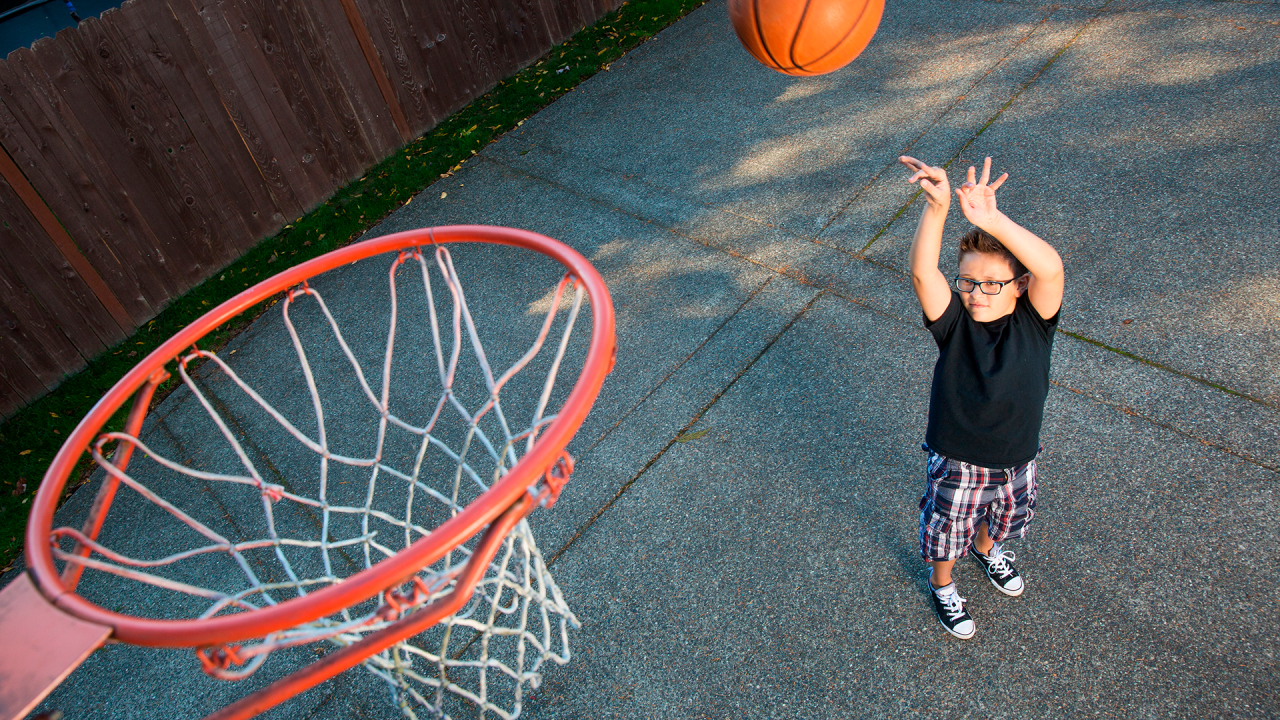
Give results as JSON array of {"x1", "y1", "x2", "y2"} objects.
[{"x1": 24, "y1": 225, "x2": 616, "y2": 648}]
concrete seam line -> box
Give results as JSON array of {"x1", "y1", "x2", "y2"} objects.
[
  {"x1": 801, "y1": 243, "x2": 1278, "y2": 412},
  {"x1": 1051, "y1": 380, "x2": 1279, "y2": 473},
  {"x1": 1054, "y1": 330, "x2": 1275, "y2": 410},
  {"x1": 859, "y1": 0, "x2": 1116, "y2": 254},
  {"x1": 578, "y1": 274, "x2": 778, "y2": 458},
  {"x1": 818, "y1": 4, "x2": 1062, "y2": 240},
  {"x1": 478, "y1": 157, "x2": 906, "y2": 328},
  {"x1": 545, "y1": 291, "x2": 826, "y2": 568},
  {"x1": 481, "y1": 115, "x2": 1275, "y2": 417},
  {"x1": 154, "y1": 414, "x2": 253, "y2": 552}
]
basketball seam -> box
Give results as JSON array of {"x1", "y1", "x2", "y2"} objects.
[
  {"x1": 791, "y1": 0, "x2": 877, "y2": 73},
  {"x1": 788, "y1": 0, "x2": 815, "y2": 72},
  {"x1": 751, "y1": 0, "x2": 787, "y2": 75}
]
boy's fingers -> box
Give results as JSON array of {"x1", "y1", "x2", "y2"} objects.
[
  {"x1": 966, "y1": 165, "x2": 976, "y2": 184},
  {"x1": 980, "y1": 157, "x2": 992, "y2": 185},
  {"x1": 990, "y1": 173, "x2": 1009, "y2": 191}
]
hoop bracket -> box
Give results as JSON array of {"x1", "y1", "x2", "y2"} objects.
[
  {"x1": 196, "y1": 644, "x2": 248, "y2": 675},
  {"x1": 535, "y1": 452, "x2": 574, "y2": 509}
]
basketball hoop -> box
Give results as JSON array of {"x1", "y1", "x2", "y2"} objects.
[{"x1": 3, "y1": 226, "x2": 615, "y2": 720}]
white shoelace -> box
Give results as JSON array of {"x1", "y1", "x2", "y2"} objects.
[
  {"x1": 938, "y1": 588, "x2": 967, "y2": 620},
  {"x1": 984, "y1": 547, "x2": 1018, "y2": 578}
]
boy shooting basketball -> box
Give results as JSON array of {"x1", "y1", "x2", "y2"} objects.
[{"x1": 899, "y1": 155, "x2": 1064, "y2": 639}]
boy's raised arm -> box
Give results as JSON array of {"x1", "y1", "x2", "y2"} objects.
[
  {"x1": 901, "y1": 156, "x2": 954, "y2": 323},
  {"x1": 955, "y1": 157, "x2": 1064, "y2": 320}
]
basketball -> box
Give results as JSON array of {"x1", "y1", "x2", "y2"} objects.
[{"x1": 728, "y1": 0, "x2": 884, "y2": 76}]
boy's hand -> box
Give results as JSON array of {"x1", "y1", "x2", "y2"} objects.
[
  {"x1": 902, "y1": 156, "x2": 952, "y2": 322},
  {"x1": 955, "y1": 157, "x2": 1009, "y2": 229},
  {"x1": 900, "y1": 156, "x2": 950, "y2": 209}
]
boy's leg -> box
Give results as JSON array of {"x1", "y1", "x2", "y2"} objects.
[
  {"x1": 926, "y1": 564, "x2": 974, "y2": 640},
  {"x1": 933, "y1": 525, "x2": 997, "y2": 585},
  {"x1": 972, "y1": 522, "x2": 995, "y2": 556},
  {"x1": 919, "y1": 449, "x2": 983, "y2": 639},
  {"x1": 929, "y1": 558, "x2": 957, "y2": 587},
  {"x1": 970, "y1": 460, "x2": 1038, "y2": 596}
]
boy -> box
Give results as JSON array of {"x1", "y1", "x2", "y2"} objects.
[{"x1": 899, "y1": 155, "x2": 1064, "y2": 639}]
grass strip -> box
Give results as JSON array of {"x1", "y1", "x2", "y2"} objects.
[{"x1": 0, "y1": 0, "x2": 711, "y2": 571}]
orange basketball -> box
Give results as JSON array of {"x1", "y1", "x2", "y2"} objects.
[{"x1": 728, "y1": 0, "x2": 884, "y2": 76}]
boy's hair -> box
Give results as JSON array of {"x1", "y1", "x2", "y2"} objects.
[{"x1": 958, "y1": 228, "x2": 1027, "y2": 278}]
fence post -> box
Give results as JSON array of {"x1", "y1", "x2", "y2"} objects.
[
  {"x1": 337, "y1": 0, "x2": 414, "y2": 143},
  {"x1": 0, "y1": 145, "x2": 134, "y2": 333}
]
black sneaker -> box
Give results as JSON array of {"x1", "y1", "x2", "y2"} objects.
[
  {"x1": 971, "y1": 542, "x2": 1024, "y2": 597},
  {"x1": 928, "y1": 570, "x2": 975, "y2": 639}
]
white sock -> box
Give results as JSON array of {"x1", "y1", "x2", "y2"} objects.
[{"x1": 929, "y1": 569, "x2": 956, "y2": 595}]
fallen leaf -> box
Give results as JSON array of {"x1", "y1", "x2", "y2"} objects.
[
  {"x1": 19, "y1": 449, "x2": 31, "y2": 456},
  {"x1": 675, "y1": 428, "x2": 711, "y2": 443},
  {"x1": 11, "y1": 478, "x2": 26, "y2": 495},
  {"x1": 441, "y1": 192, "x2": 448, "y2": 199}
]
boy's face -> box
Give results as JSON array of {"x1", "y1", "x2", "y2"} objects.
[{"x1": 956, "y1": 251, "x2": 1027, "y2": 322}]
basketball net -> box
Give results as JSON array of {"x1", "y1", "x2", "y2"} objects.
[{"x1": 52, "y1": 244, "x2": 585, "y2": 719}]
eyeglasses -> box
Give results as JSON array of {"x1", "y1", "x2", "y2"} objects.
[{"x1": 952, "y1": 276, "x2": 1021, "y2": 295}]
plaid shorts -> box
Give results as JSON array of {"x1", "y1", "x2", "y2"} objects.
[{"x1": 918, "y1": 444, "x2": 1039, "y2": 562}]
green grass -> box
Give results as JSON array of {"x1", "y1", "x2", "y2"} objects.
[{"x1": 0, "y1": 0, "x2": 711, "y2": 573}]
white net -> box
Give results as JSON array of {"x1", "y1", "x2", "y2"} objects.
[{"x1": 50, "y1": 243, "x2": 590, "y2": 719}]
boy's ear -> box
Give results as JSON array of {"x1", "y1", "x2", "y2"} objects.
[{"x1": 1015, "y1": 274, "x2": 1030, "y2": 295}]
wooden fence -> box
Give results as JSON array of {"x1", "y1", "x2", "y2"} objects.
[{"x1": 0, "y1": 0, "x2": 619, "y2": 418}]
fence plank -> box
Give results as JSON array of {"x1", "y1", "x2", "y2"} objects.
[
  {"x1": 106, "y1": 1, "x2": 273, "y2": 255},
  {"x1": 299, "y1": 0, "x2": 402, "y2": 159},
  {"x1": 77, "y1": 13, "x2": 256, "y2": 280},
  {"x1": 0, "y1": 0, "x2": 625, "y2": 415},
  {"x1": 241, "y1": 0, "x2": 369, "y2": 189},
  {"x1": 0, "y1": 143, "x2": 135, "y2": 332},
  {"x1": 0, "y1": 50, "x2": 180, "y2": 307},
  {"x1": 196, "y1": 0, "x2": 339, "y2": 211},
  {"x1": 31, "y1": 25, "x2": 219, "y2": 289},
  {"x1": 0, "y1": 329, "x2": 50, "y2": 417},
  {"x1": 504, "y1": 0, "x2": 556, "y2": 69},
  {"x1": 0, "y1": 262, "x2": 82, "y2": 390},
  {"x1": 453, "y1": 0, "x2": 501, "y2": 93},
  {"x1": 124, "y1": 1, "x2": 288, "y2": 242},
  {"x1": 0, "y1": 168, "x2": 124, "y2": 357},
  {"x1": 164, "y1": 0, "x2": 307, "y2": 221},
  {"x1": 278, "y1": 0, "x2": 400, "y2": 164},
  {"x1": 333, "y1": 0, "x2": 411, "y2": 143},
  {"x1": 355, "y1": 0, "x2": 441, "y2": 134}
]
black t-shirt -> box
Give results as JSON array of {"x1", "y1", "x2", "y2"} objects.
[{"x1": 924, "y1": 291, "x2": 1059, "y2": 468}]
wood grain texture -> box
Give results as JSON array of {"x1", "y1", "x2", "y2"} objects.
[
  {"x1": 36, "y1": 24, "x2": 218, "y2": 284},
  {"x1": 63, "y1": 15, "x2": 232, "y2": 279},
  {"x1": 0, "y1": 142, "x2": 134, "y2": 332},
  {"x1": 0, "y1": 256, "x2": 82, "y2": 390},
  {"x1": 0, "y1": 47, "x2": 179, "y2": 305},
  {"x1": 211, "y1": 0, "x2": 341, "y2": 211},
  {"x1": 0, "y1": 0, "x2": 622, "y2": 414},
  {"x1": 0, "y1": 328, "x2": 50, "y2": 416},
  {"x1": 108, "y1": 2, "x2": 270, "y2": 252},
  {"x1": 0, "y1": 168, "x2": 124, "y2": 358},
  {"x1": 165, "y1": 0, "x2": 307, "y2": 220},
  {"x1": 281, "y1": 0, "x2": 398, "y2": 163},
  {"x1": 336, "y1": 0, "x2": 412, "y2": 141}
]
